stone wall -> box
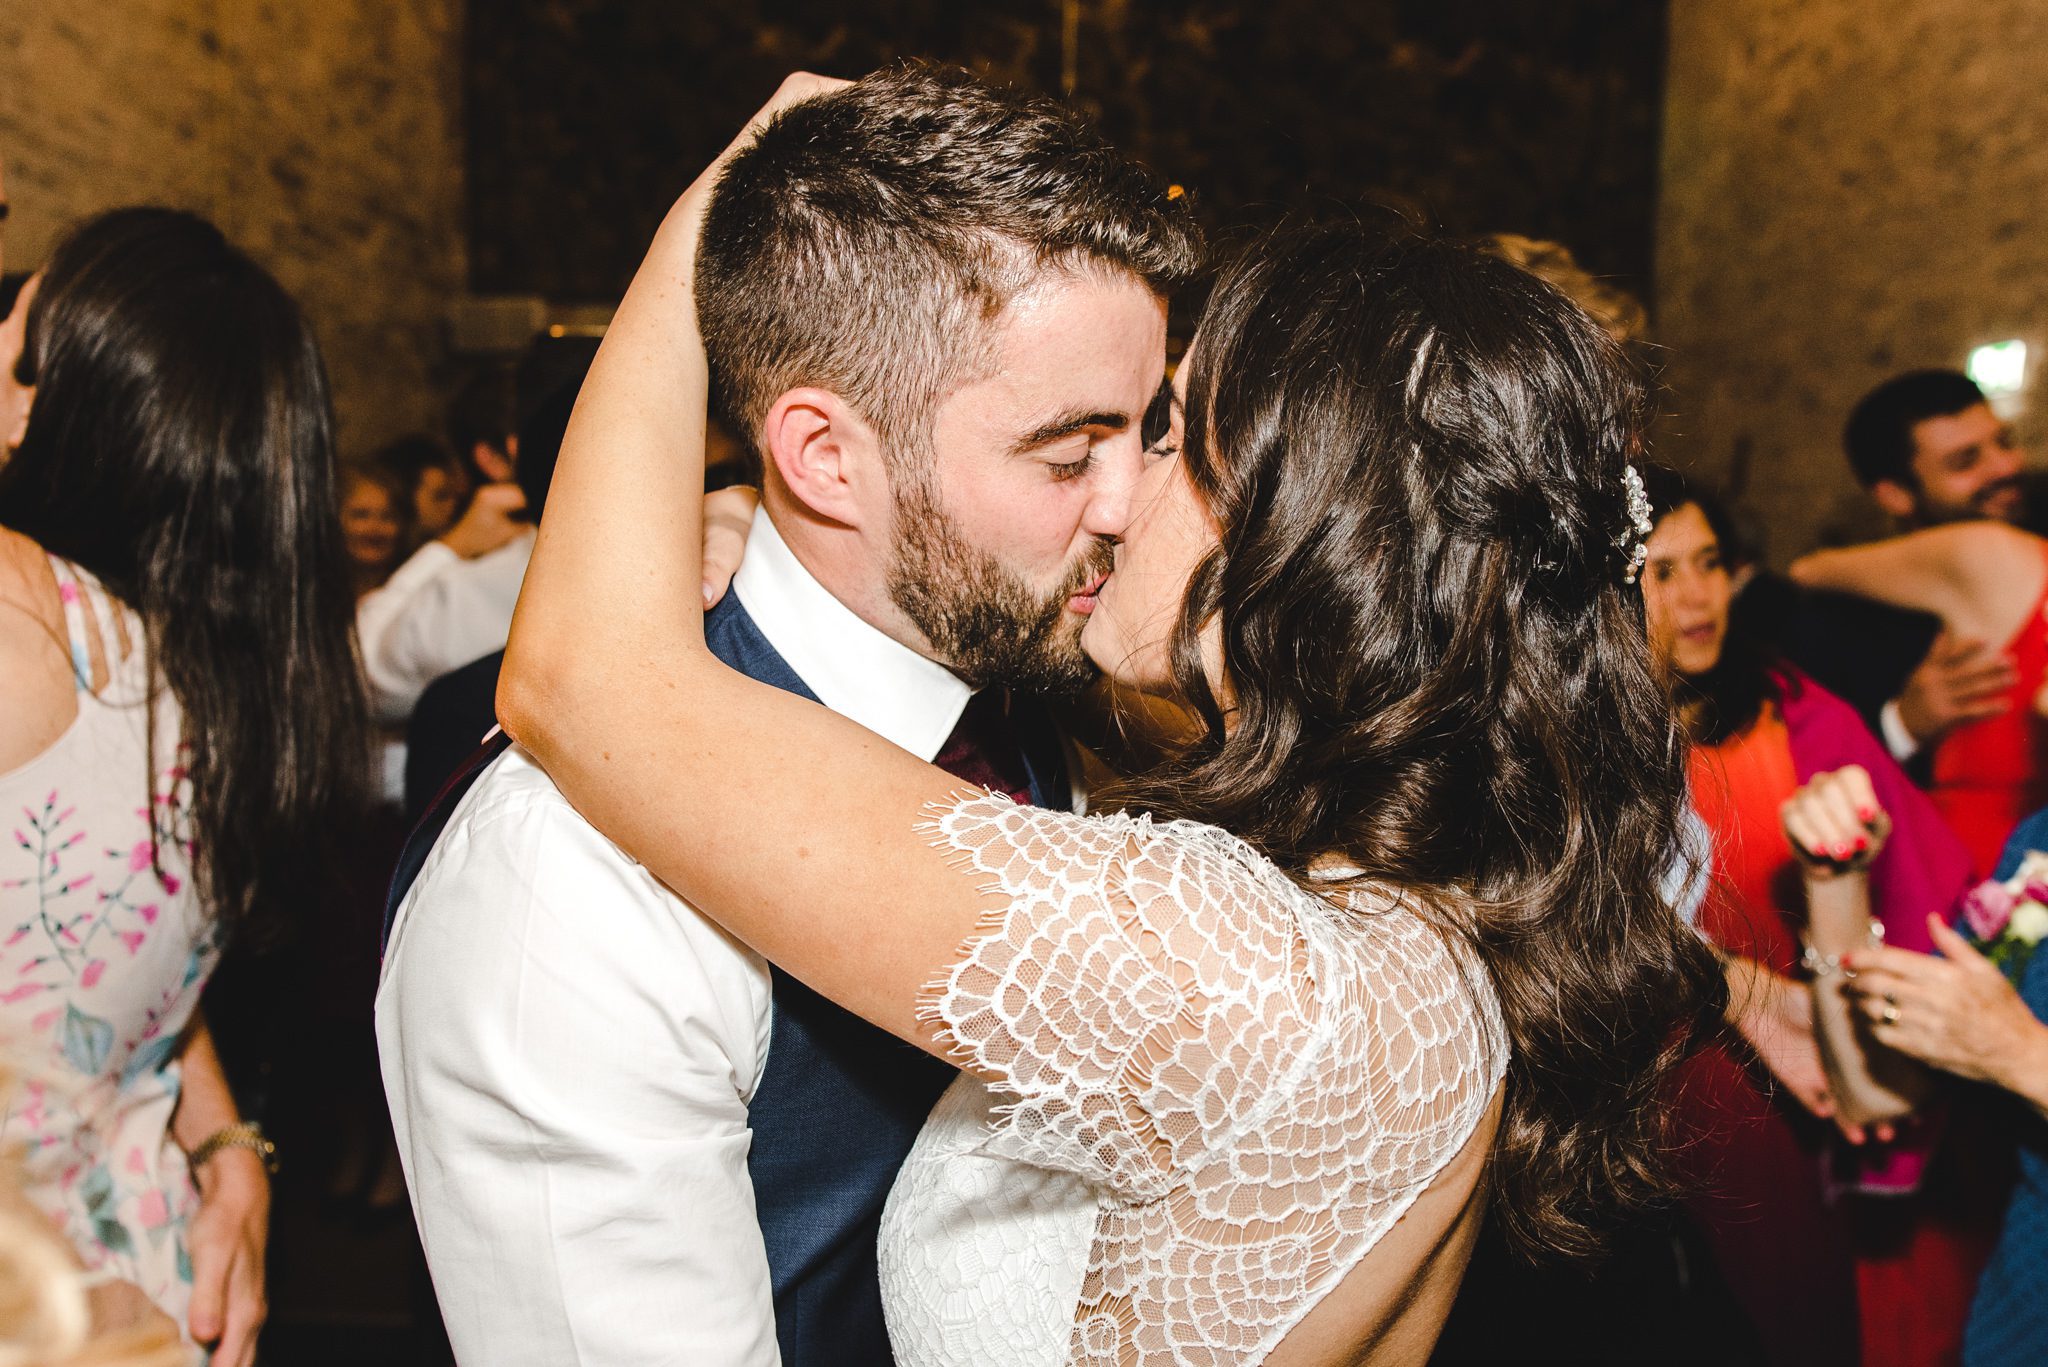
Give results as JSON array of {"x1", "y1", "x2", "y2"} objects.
[
  {"x1": 0, "y1": 0, "x2": 463, "y2": 457},
  {"x1": 1657, "y1": 0, "x2": 2048, "y2": 559}
]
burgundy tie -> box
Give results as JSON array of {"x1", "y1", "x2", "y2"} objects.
[{"x1": 933, "y1": 689, "x2": 1035, "y2": 806}]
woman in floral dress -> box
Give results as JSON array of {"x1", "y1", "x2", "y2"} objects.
[{"x1": 0, "y1": 208, "x2": 370, "y2": 1363}]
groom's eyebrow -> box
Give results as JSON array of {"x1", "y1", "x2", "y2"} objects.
[{"x1": 1008, "y1": 408, "x2": 1132, "y2": 455}]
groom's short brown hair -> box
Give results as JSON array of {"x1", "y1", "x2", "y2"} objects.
[{"x1": 695, "y1": 62, "x2": 1201, "y2": 465}]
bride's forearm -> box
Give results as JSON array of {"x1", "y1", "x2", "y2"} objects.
[
  {"x1": 503, "y1": 77, "x2": 839, "y2": 746},
  {"x1": 498, "y1": 191, "x2": 715, "y2": 752}
]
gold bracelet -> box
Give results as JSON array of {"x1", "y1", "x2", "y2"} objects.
[{"x1": 187, "y1": 1121, "x2": 278, "y2": 1175}]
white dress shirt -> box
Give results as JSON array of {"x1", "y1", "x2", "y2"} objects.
[
  {"x1": 1878, "y1": 697, "x2": 1924, "y2": 764},
  {"x1": 376, "y1": 509, "x2": 973, "y2": 1367},
  {"x1": 357, "y1": 530, "x2": 537, "y2": 724}
]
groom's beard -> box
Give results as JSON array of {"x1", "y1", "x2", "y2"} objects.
[{"x1": 886, "y1": 478, "x2": 1112, "y2": 697}]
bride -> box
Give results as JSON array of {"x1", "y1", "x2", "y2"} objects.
[{"x1": 498, "y1": 76, "x2": 1724, "y2": 1366}]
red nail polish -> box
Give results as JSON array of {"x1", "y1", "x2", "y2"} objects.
[{"x1": 1858, "y1": 806, "x2": 1876, "y2": 823}]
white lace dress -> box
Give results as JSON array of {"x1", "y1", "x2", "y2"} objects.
[{"x1": 879, "y1": 796, "x2": 1510, "y2": 1367}]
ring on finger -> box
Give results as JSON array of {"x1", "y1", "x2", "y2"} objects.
[{"x1": 1881, "y1": 1002, "x2": 1901, "y2": 1026}]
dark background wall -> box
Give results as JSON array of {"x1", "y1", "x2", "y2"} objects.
[
  {"x1": 1, "y1": 0, "x2": 463, "y2": 458},
  {"x1": 1658, "y1": 0, "x2": 2048, "y2": 560},
  {"x1": 466, "y1": 0, "x2": 1669, "y2": 306}
]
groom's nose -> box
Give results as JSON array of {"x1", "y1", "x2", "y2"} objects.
[{"x1": 1077, "y1": 434, "x2": 1145, "y2": 540}]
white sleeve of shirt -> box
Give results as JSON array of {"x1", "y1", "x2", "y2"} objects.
[
  {"x1": 1879, "y1": 698, "x2": 1923, "y2": 764},
  {"x1": 356, "y1": 541, "x2": 463, "y2": 723},
  {"x1": 357, "y1": 539, "x2": 526, "y2": 723},
  {"x1": 376, "y1": 750, "x2": 779, "y2": 1367}
]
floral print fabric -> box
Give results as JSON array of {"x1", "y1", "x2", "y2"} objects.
[{"x1": 0, "y1": 557, "x2": 214, "y2": 1332}]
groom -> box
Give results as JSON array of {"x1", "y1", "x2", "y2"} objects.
[{"x1": 375, "y1": 66, "x2": 1199, "y2": 1367}]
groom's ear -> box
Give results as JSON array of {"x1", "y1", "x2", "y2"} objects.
[{"x1": 761, "y1": 387, "x2": 886, "y2": 529}]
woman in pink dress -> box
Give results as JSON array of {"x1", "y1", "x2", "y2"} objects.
[{"x1": 0, "y1": 209, "x2": 371, "y2": 1364}]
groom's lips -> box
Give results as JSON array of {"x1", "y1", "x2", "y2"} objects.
[{"x1": 1068, "y1": 571, "x2": 1110, "y2": 616}]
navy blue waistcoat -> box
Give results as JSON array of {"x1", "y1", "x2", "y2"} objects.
[{"x1": 385, "y1": 592, "x2": 1070, "y2": 1367}]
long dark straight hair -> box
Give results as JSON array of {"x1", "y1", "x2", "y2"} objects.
[
  {"x1": 0, "y1": 208, "x2": 370, "y2": 945},
  {"x1": 1113, "y1": 224, "x2": 1726, "y2": 1260}
]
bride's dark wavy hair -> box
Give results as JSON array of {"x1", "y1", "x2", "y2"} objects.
[{"x1": 1113, "y1": 223, "x2": 1726, "y2": 1261}]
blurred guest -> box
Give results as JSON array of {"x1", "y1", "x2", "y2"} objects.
[
  {"x1": 1, "y1": 270, "x2": 37, "y2": 460},
  {"x1": 1791, "y1": 500, "x2": 2048, "y2": 876},
  {"x1": 338, "y1": 462, "x2": 410, "y2": 597},
  {"x1": 355, "y1": 349, "x2": 565, "y2": 724},
  {"x1": 400, "y1": 336, "x2": 597, "y2": 820},
  {"x1": 1850, "y1": 370, "x2": 2038, "y2": 532},
  {"x1": 1482, "y1": 233, "x2": 1649, "y2": 346},
  {"x1": 0, "y1": 207, "x2": 370, "y2": 1365},
  {"x1": 1844, "y1": 807, "x2": 2048, "y2": 1367},
  {"x1": 369, "y1": 432, "x2": 469, "y2": 542},
  {"x1": 1756, "y1": 373, "x2": 2038, "y2": 782},
  {"x1": 444, "y1": 360, "x2": 517, "y2": 490},
  {"x1": 1641, "y1": 467, "x2": 1980, "y2": 1367}
]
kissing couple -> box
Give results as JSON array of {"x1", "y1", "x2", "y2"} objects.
[{"x1": 377, "y1": 66, "x2": 1723, "y2": 1367}]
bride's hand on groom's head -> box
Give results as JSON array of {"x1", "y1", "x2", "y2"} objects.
[
  {"x1": 747, "y1": 72, "x2": 850, "y2": 137},
  {"x1": 681, "y1": 72, "x2": 850, "y2": 211},
  {"x1": 701, "y1": 485, "x2": 759, "y2": 608}
]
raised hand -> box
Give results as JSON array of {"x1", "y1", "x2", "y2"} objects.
[
  {"x1": 186, "y1": 1146, "x2": 269, "y2": 1367},
  {"x1": 441, "y1": 482, "x2": 529, "y2": 559},
  {"x1": 1780, "y1": 764, "x2": 1888, "y2": 875},
  {"x1": 700, "y1": 485, "x2": 759, "y2": 608},
  {"x1": 1898, "y1": 630, "x2": 2016, "y2": 747},
  {"x1": 1725, "y1": 957, "x2": 1835, "y2": 1118},
  {"x1": 1845, "y1": 914, "x2": 2048, "y2": 1095}
]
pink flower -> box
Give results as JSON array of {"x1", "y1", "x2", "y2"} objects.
[
  {"x1": 136, "y1": 1189, "x2": 168, "y2": 1228},
  {"x1": 79, "y1": 960, "x2": 105, "y2": 989},
  {"x1": 0, "y1": 984, "x2": 44, "y2": 1004},
  {"x1": 119, "y1": 932, "x2": 145, "y2": 955},
  {"x1": 136, "y1": 904, "x2": 158, "y2": 925},
  {"x1": 4, "y1": 927, "x2": 28, "y2": 947},
  {"x1": 125, "y1": 1147, "x2": 148, "y2": 1176},
  {"x1": 56, "y1": 583, "x2": 77, "y2": 604},
  {"x1": 2024, "y1": 881, "x2": 2048, "y2": 909},
  {"x1": 160, "y1": 873, "x2": 181, "y2": 896},
  {"x1": 129, "y1": 841, "x2": 152, "y2": 872},
  {"x1": 1963, "y1": 880, "x2": 2017, "y2": 939}
]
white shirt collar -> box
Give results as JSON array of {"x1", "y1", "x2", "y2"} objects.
[{"x1": 731, "y1": 507, "x2": 973, "y2": 762}]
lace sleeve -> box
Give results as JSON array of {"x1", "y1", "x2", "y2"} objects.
[{"x1": 921, "y1": 794, "x2": 1330, "y2": 1202}]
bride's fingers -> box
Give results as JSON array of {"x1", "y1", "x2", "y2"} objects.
[
  {"x1": 701, "y1": 485, "x2": 760, "y2": 607},
  {"x1": 728, "y1": 73, "x2": 850, "y2": 159}
]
